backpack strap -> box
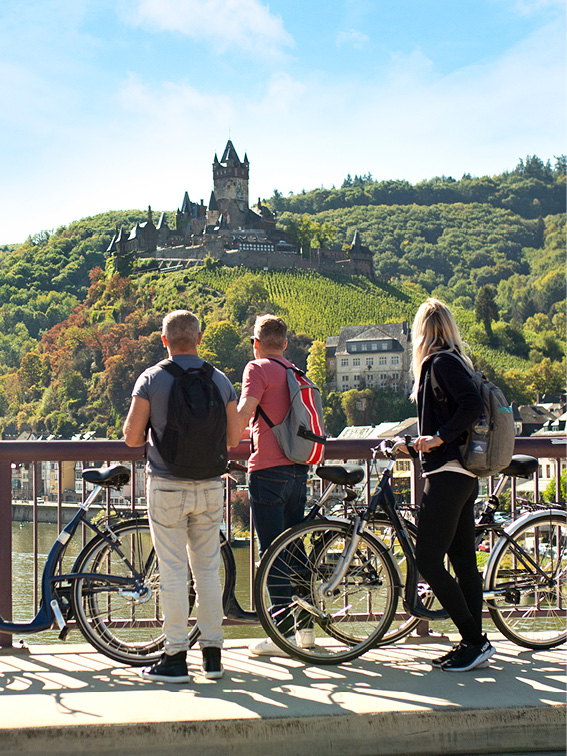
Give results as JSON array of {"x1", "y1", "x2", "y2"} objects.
[
  {"x1": 429, "y1": 350, "x2": 472, "y2": 404},
  {"x1": 149, "y1": 359, "x2": 217, "y2": 441},
  {"x1": 157, "y1": 358, "x2": 215, "y2": 379},
  {"x1": 252, "y1": 357, "x2": 295, "y2": 428},
  {"x1": 266, "y1": 356, "x2": 306, "y2": 377}
]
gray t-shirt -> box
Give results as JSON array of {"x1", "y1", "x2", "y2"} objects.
[{"x1": 132, "y1": 355, "x2": 237, "y2": 478}]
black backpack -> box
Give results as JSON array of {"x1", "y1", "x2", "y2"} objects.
[{"x1": 150, "y1": 360, "x2": 228, "y2": 480}]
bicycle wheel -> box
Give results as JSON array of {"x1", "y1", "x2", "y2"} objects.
[
  {"x1": 370, "y1": 515, "x2": 436, "y2": 645},
  {"x1": 484, "y1": 511, "x2": 567, "y2": 649},
  {"x1": 254, "y1": 518, "x2": 399, "y2": 664},
  {"x1": 72, "y1": 520, "x2": 232, "y2": 665}
]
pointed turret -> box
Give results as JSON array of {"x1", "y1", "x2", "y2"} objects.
[
  {"x1": 212, "y1": 139, "x2": 250, "y2": 228},
  {"x1": 156, "y1": 212, "x2": 168, "y2": 230},
  {"x1": 221, "y1": 139, "x2": 240, "y2": 165},
  {"x1": 208, "y1": 191, "x2": 218, "y2": 212},
  {"x1": 351, "y1": 230, "x2": 362, "y2": 248},
  {"x1": 181, "y1": 191, "x2": 191, "y2": 213}
]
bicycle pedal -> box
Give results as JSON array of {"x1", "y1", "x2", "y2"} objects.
[
  {"x1": 504, "y1": 588, "x2": 521, "y2": 604},
  {"x1": 50, "y1": 599, "x2": 67, "y2": 631}
]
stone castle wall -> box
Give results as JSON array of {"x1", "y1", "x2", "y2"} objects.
[{"x1": 149, "y1": 243, "x2": 373, "y2": 277}]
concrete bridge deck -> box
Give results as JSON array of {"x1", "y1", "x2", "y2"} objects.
[{"x1": 0, "y1": 635, "x2": 564, "y2": 756}]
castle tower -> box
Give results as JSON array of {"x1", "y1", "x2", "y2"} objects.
[{"x1": 212, "y1": 140, "x2": 249, "y2": 228}]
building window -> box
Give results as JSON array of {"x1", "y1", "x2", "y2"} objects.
[
  {"x1": 379, "y1": 373, "x2": 388, "y2": 387},
  {"x1": 379, "y1": 356, "x2": 387, "y2": 366},
  {"x1": 361, "y1": 343, "x2": 368, "y2": 351},
  {"x1": 354, "y1": 375, "x2": 360, "y2": 381},
  {"x1": 353, "y1": 358, "x2": 360, "y2": 367},
  {"x1": 341, "y1": 358, "x2": 349, "y2": 367},
  {"x1": 365, "y1": 357, "x2": 373, "y2": 366},
  {"x1": 342, "y1": 375, "x2": 349, "y2": 383},
  {"x1": 391, "y1": 356, "x2": 400, "y2": 366}
]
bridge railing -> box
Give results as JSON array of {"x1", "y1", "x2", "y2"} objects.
[{"x1": 0, "y1": 436, "x2": 565, "y2": 648}]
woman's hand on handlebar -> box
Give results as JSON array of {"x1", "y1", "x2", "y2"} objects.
[{"x1": 414, "y1": 434, "x2": 444, "y2": 454}]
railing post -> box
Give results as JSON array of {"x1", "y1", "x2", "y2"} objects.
[{"x1": 0, "y1": 460, "x2": 13, "y2": 648}]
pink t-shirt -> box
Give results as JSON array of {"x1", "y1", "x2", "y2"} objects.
[{"x1": 241, "y1": 357, "x2": 294, "y2": 472}]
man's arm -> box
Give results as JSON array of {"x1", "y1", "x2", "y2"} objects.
[
  {"x1": 123, "y1": 396, "x2": 150, "y2": 447},
  {"x1": 225, "y1": 400, "x2": 241, "y2": 449},
  {"x1": 237, "y1": 395, "x2": 259, "y2": 436}
]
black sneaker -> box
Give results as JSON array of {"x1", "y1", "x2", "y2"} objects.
[
  {"x1": 441, "y1": 635, "x2": 495, "y2": 672},
  {"x1": 202, "y1": 646, "x2": 224, "y2": 680},
  {"x1": 141, "y1": 651, "x2": 191, "y2": 683},
  {"x1": 431, "y1": 643, "x2": 461, "y2": 668}
]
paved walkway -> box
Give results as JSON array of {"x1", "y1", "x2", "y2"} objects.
[{"x1": 0, "y1": 635, "x2": 565, "y2": 756}]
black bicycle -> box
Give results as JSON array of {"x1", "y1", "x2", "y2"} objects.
[
  {"x1": 2, "y1": 466, "x2": 166, "y2": 665},
  {"x1": 253, "y1": 440, "x2": 566, "y2": 664}
]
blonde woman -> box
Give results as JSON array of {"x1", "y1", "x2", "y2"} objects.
[{"x1": 411, "y1": 298, "x2": 495, "y2": 672}]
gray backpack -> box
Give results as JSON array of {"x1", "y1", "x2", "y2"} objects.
[
  {"x1": 254, "y1": 358, "x2": 326, "y2": 465},
  {"x1": 431, "y1": 352, "x2": 515, "y2": 477}
]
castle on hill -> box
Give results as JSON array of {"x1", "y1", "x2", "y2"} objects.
[{"x1": 107, "y1": 140, "x2": 374, "y2": 278}]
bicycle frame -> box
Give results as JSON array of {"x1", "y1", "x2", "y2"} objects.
[
  {"x1": 319, "y1": 443, "x2": 554, "y2": 623},
  {"x1": 0, "y1": 481, "x2": 144, "y2": 635}
]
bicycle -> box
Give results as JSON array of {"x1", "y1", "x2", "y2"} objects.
[
  {"x1": 1, "y1": 465, "x2": 170, "y2": 665},
  {"x1": 253, "y1": 440, "x2": 566, "y2": 664}
]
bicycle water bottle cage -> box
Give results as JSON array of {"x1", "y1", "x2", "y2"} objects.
[
  {"x1": 500, "y1": 455, "x2": 538, "y2": 479},
  {"x1": 315, "y1": 465, "x2": 364, "y2": 486},
  {"x1": 82, "y1": 465, "x2": 131, "y2": 489}
]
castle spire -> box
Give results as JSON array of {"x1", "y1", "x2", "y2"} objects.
[
  {"x1": 180, "y1": 191, "x2": 191, "y2": 213},
  {"x1": 221, "y1": 139, "x2": 240, "y2": 165}
]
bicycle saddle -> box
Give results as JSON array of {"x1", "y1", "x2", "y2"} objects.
[
  {"x1": 500, "y1": 455, "x2": 538, "y2": 478},
  {"x1": 315, "y1": 464, "x2": 364, "y2": 486},
  {"x1": 82, "y1": 465, "x2": 131, "y2": 488}
]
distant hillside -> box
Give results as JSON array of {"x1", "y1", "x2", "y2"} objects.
[{"x1": 0, "y1": 155, "x2": 564, "y2": 438}]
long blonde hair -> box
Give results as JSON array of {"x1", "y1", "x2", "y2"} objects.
[{"x1": 410, "y1": 298, "x2": 472, "y2": 401}]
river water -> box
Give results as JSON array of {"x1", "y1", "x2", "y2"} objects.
[
  {"x1": 10, "y1": 521, "x2": 461, "y2": 648},
  {"x1": 9, "y1": 522, "x2": 263, "y2": 646}
]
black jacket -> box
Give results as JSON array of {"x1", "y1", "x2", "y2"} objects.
[{"x1": 417, "y1": 351, "x2": 483, "y2": 473}]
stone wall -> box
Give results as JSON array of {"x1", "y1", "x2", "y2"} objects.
[{"x1": 150, "y1": 244, "x2": 373, "y2": 277}]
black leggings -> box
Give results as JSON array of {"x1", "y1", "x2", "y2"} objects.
[{"x1": 415, "y1": 472, "x2": 483, "y2": 644}]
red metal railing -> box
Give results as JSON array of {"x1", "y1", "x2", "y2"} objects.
[{"x1": 0, "y1": 436, "x2": 565, "y2": 648}]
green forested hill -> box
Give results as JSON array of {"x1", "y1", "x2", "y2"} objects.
[{"x1": 0, "y1": 156, "x2": 564, "y2": 438}]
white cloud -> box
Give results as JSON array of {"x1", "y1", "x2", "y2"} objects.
[
  {"x1": 336, "y1": 29, "x2": 369, "y2": 49},
  {"x1": 499, "y1": 0, "x2": 566, "y2": 16},
  {"x1": 126, "y1": 0, "x2": 294, "y2": 59},
  {"x1": 1, "y1": 5, "x2": 564, "y2": 244}
]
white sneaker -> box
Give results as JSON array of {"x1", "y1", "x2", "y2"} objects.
[
  {"x1": 248, "y1": 637, "x2": 289, "y2": 657},
  {"x1": 295, "y1": 628, "x2": 316, "y2": 648}
]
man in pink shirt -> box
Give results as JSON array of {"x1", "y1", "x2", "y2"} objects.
[{"x1": 237, "y1": 314, "x2": 313, "y2": 656}]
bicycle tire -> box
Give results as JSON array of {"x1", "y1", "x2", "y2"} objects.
[
  {"x1": 72, "y1": 520, "x2": 233, "y2": 665},
  {"x1": 484, "y1": 510, "x2": 566, "y2": 649},
  {"x1": 370, "y1": 515, "x2": 436, "y2": 645},
  {"x1": 254, "y1": 518, "x2": 399, "y2": 664}
]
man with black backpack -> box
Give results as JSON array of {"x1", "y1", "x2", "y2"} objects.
[
  {"x1": 123, "y1": 310, "x2": 239, "y2": 682},
  {"x1": 237, "y1": 314, "x2": 324, "y2": 657}
]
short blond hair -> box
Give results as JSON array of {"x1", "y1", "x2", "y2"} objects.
[
  {"x1": 162, "y1": 310, "x2": 200, "y2": 351},
  {"x1": 254, "y1": 314, "x2": 287, "y2": 350}
]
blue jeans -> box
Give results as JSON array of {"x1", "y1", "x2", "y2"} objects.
[
  {"x1": 249, "y1": 464, "x2": 308, "y2": 628},
  {"x1": 249, "y1": 464, "x2": 308, "y2": 556}
]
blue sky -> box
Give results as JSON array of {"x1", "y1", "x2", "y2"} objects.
[{"x1": 1, "y1": 0, "x2": 565, "y2": 244}]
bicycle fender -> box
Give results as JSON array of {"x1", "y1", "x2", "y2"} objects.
[{"x1": 483, "y1": 508, "x2": 566, "y2": 584}]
